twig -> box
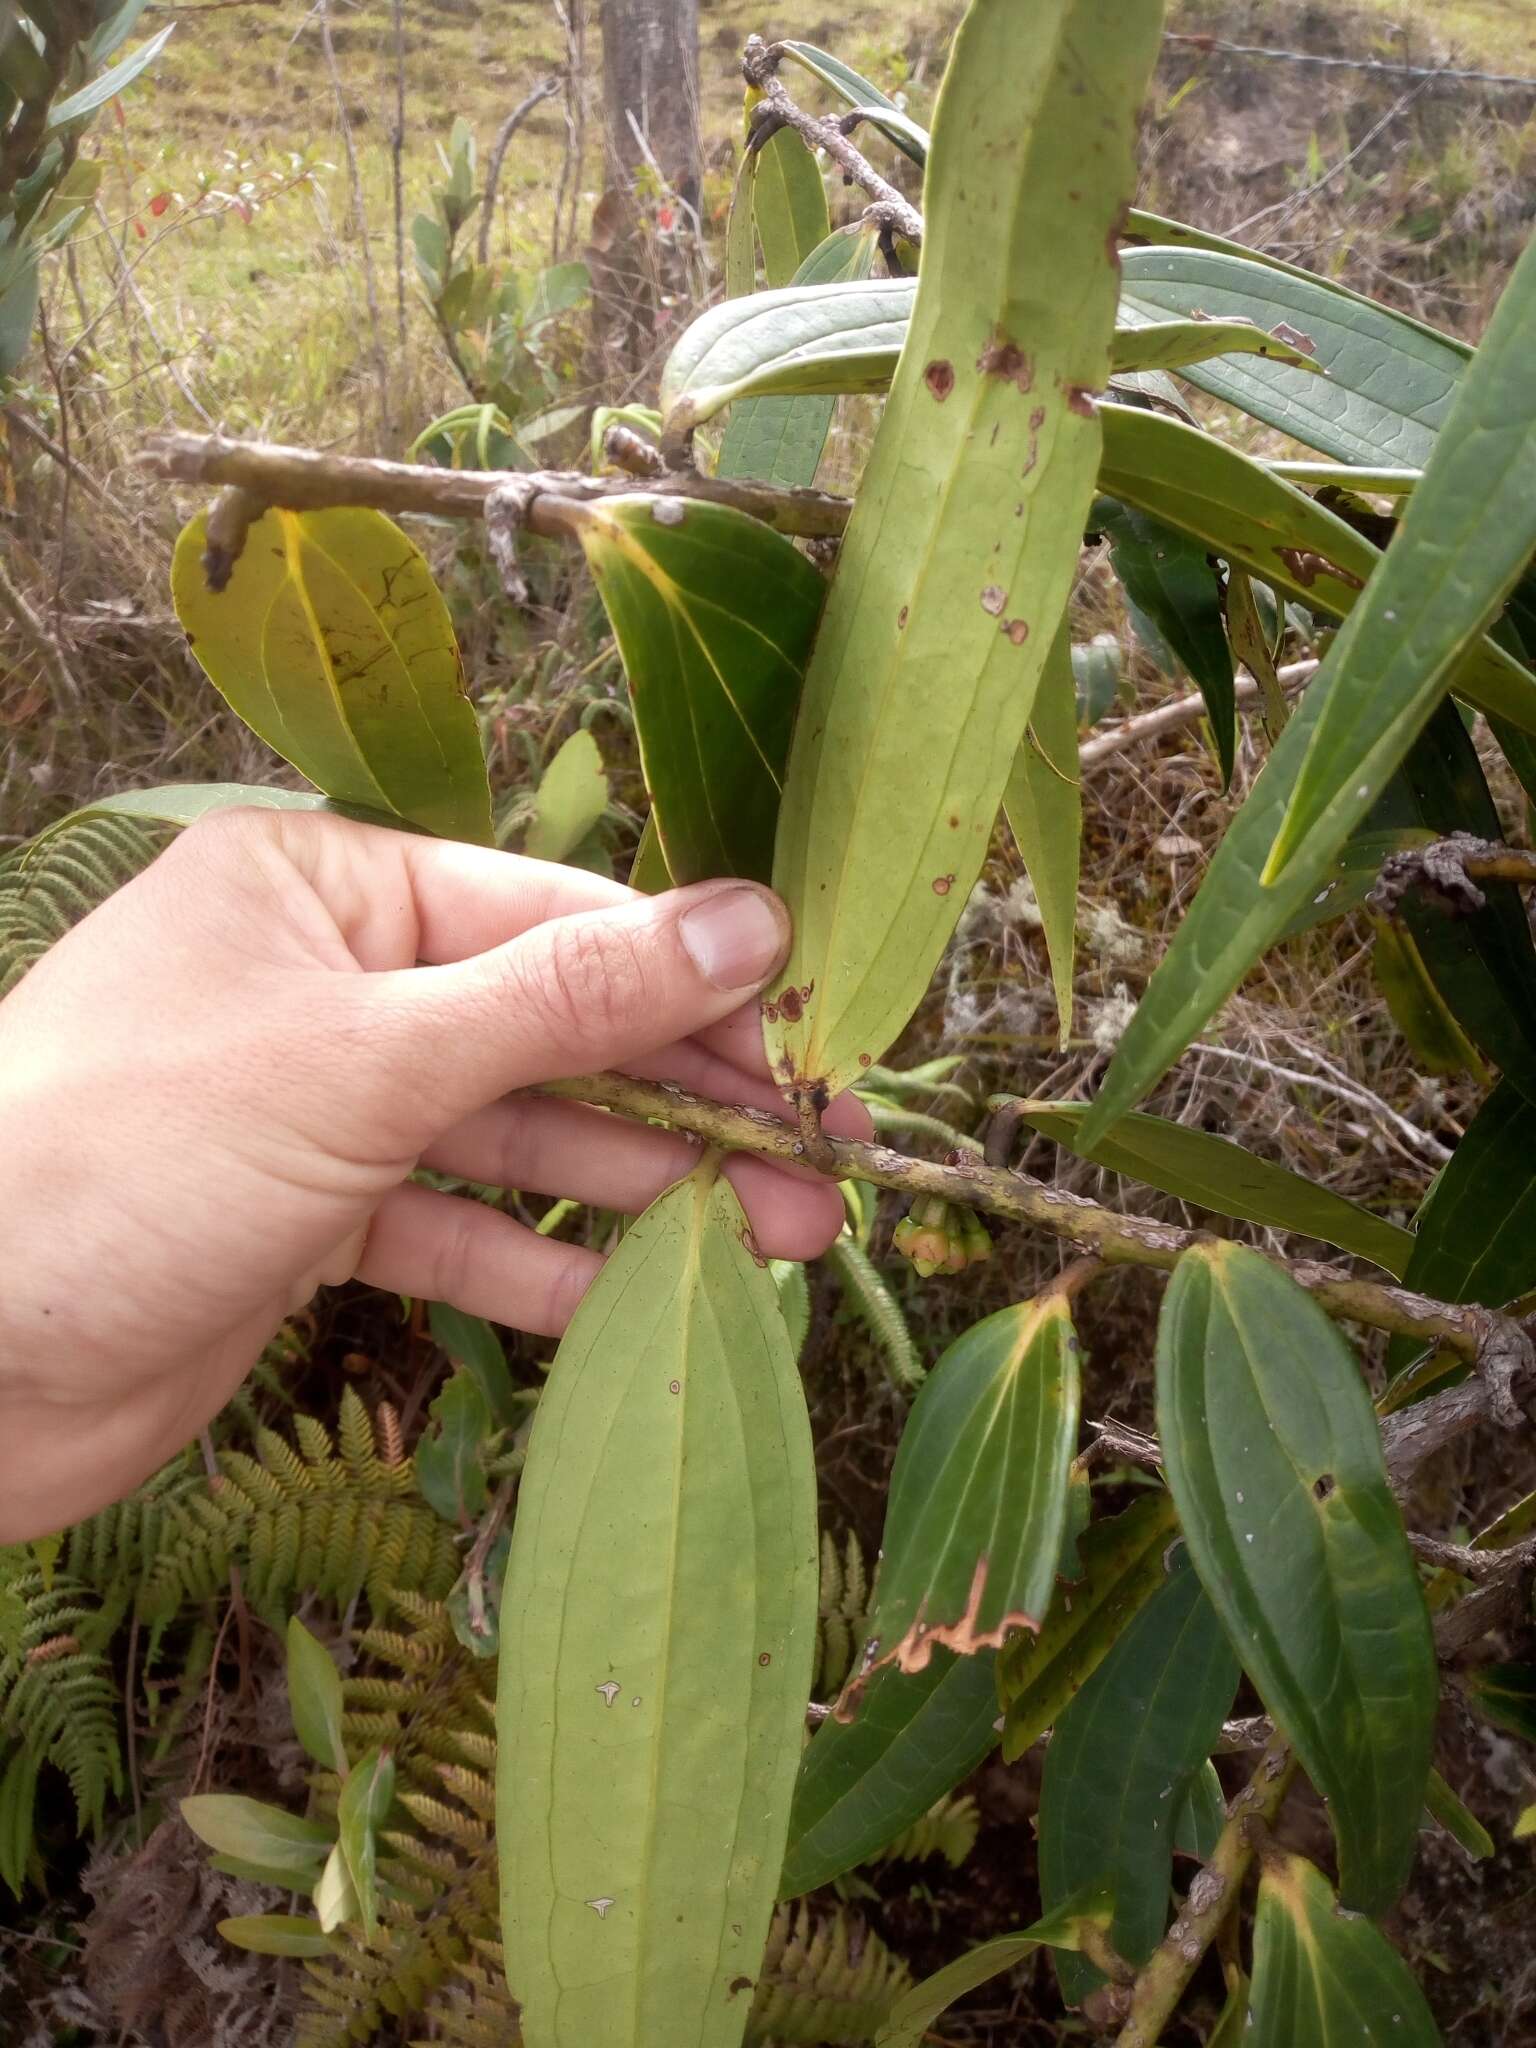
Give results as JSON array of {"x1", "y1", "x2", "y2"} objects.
[
  {"x1": 479, "y1": 79, "x2": 562, "y2": 266},
  {"x1": 1410, "y1": 1531, "x2": 1536, "y2": 1581},
  {"x1": 531, "y1": 1072, "x2": 1527, "y2": 1378},
  {"x1": 548, "y1": 0, "x2": 585, "y2": 264},
  {"x1": 1188, "y1": 1038, "x2": 1451, "y2": 1165},
  {"x1": 87, "y1": 202, "x2": 214, "y2": 425},
  {"x1": 1114, "y1": 1743, "x2": 1297, "y2": 2046},
  {"x1": 0, "y1": 546, "x2": 80, "y2": 705},
  {"x1": 1371, "y1": 832, "x2": 1536, "y2": 916},
  {"x1": 1078, "y1": 661, "x2": 1318, "y2": 770},
  {"x1": 3, "y1": 405, "x2": 129, "y2": 517},
  {"x1": 741, "y1": 36, "x2": 925, "y2": 246},
  {"x1": 136, "y1": 428, "x2": 855, "y2": 540},
  {"x1": 318, "y1": 0, "x2": 385, "y2": 402}
]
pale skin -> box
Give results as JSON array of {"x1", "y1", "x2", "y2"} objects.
[{"x1": 0, "y1": 808, "x2": 869, "y2": 1542}]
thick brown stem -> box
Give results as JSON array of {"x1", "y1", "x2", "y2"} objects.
[{"x1": 742, "y1": 37, "x2": 924, "y2": 246}]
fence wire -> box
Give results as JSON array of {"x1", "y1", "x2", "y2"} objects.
[{"x1": 1162, "y1": 32, "x2": 1536, "y2": 94}]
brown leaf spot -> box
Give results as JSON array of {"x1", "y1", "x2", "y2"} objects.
[
  {"x1": 1277, "y1": 545, "x2": 1362, "y2": 591},
  {"x1": 948, "y1": 814, "x2": 959, "y2": 828},
  {"x1": 729, "y1": 1977, "x2": 755, "y2": 1998},
  {"x1": 932, "y1": 874, "x2": 955, "y2": 896},
  {"x1": 1001, "y1": 618, "x2": 1030, "y2": 646},
  {"x1": 923, "y1": 359, "x2": 955, "y2": 401},
  {"x1": 980, "y1": 585, "x2": 1006, "y2": 616},
  {"x1": 757, "y1": 1652, "x2": 772, "y2": 1666},
  {"x1": 740, "y1": 1225, "x2": 769, "y2": 1269},
  {"x1": 897, "y1": 604, "x2": 909, "y2": 629},
  {"x1": 977, "y1": 333, "x2": 1034, "y2": 392},
  {"x1": 759, "y1": 998, "x2": 779, "y2": 1024},
  {"x1": 1065, "y1": 385, "x2": 1098, "y2": 419},
  {"x1": 858, "y1": 1052, "x2": 872, "y2": 1068},
  {"x1": 776, "y1": 985, "x2": 804, "y2": 1024},
  {"x1": 1104, "y1": 198, "x2": 1131, "y2": 266},
  {"x1": 668, "y1": 1379, "x2": 681, "y2": 1395}
]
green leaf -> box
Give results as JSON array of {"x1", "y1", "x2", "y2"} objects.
[
  {"x1": 718, "y1": 226, "x2": 880, "y2": 489},
  {"x1": 1267, "y1": 234, "x2": 1536, "y2": 877},
  {"x1": 217, "y1": 1913, "x2": 337, "y2": 1958},
  {"x1": 837, "y1": 1289, "x2": 1081, "y2": 1715},
  {"x1": 40, "y1": 783, "x2": 399, "y2": 835},
  {"x1": 313, "y1": 1839, "x2": 359, "y2": 1933},
  {"x1": 1371, "y1": 919, "x2": 1482, "y2": 1077},
  {"x1": 1096, "y1": 403, "x2": 1536, "y2": 738},
  {"x1": 780, "y1": 1649, "x2": 1000, "y2": 1899},
  {"x1": 428, "y1": 1301, "x2": 517, "y2": 1430},
  {"x1": 1156, "y1": 1244, "x2": 1436, "y2": 1913},
  {"x1": 749, "y1": 113, "x2": 831, "y2": 289},
  {"x1": 172, "y1": 507, "x2": 492, "y2": 844},
  {"x1": 723, "y1": 153, "x2": 755, "y2": 300},
  {"x1": 1248, "y1": 1852, "x2": 1441, "y2": 2045},
  {"x1": 874, "y1": 1890, "x2": 1113, "y2": 2048},
  {"x1": 1014, "y1": 1102, "x2": 1412, "y2": 1276},
  {"x1": 559, "y1": 494, "x2": 825, "y2": 886},
  {"x1": 1004, "y1": 624, "x2": 1080, "y2": 1046},
  {"x1": 1174, "y1": 1759, "x2": 1226, "y2": 1862},
  {"x1": 0, "y1": 1747, "x2": 38, "y2": 1900},
  {"x1": 1094, "y1": 496, "x2": 1235, "y2": 784},
  {"x1": 1464, "y1": 1664, "x2": 1536, "y2": 1745},
  {"x1": 628, "y1": 813, "x2": 672, "y2": 894},
  {"x1": 1424, "y1": 1768, "x2": 1494, "y2": 1860},
  {"x1": 764, "y1": 0, "x2": 1165, "y2": 1098},
  {"x1": 286, "y1": 1617, "x2": 348, "y2": 1776},
  {"x1": 47, "y1": 20, "x2": 173, "y2": 126},
  {"x1": 498, "y1": 1164, "x2": 818, "y2": 2048},
  {"x1": 1371, "y1": 708, "x2": 1536, "y2": 1104},
  {"x1": 661, "y1": 277, "x2": 915, "y2": 442},
  {"x1": 776, "y1": 41, "x2": 928, "y2": 165},
  {"x1": 999, "y1": 1491, "x2": 1179, "y2": 1760},
  {"x1": 524, "y1": 729, "x2": 608, "y2": 863},
  {"x1": 1210, "y1": 1972, "x2": 1252, "y2": 2048},
  {"x1": 1120, "y1": 246, "x2": 1467, "y2": 466},
  {"x1": 1072, "y1": 635, "x2": 1122, "y2": 727},
  {"x1": 1040, "y1": 1557, "x2": 1238, "y2": 2002},
  {"x1": 413, "y1": 1369, "x2": 492, "y2": 1527},
  {"x1": 1111, "y1": 312, "x2": 1323, "y2": 380},
  {"x1": 180, "y1": 1794, "x2": 333, "y2": 1880},
  {"x1": 1398, "y1": 1082, "x2": 1536, "y2": 1316},
  {"x1": 337, "y1": 1747, "x2": 394, "y2": 1941}
]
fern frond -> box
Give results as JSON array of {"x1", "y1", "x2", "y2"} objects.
[
  {"x1": 866, "y1": 1792, "x2": 980, "y2": 1871},
  {"x1": 823, "y1": 1234, "x2": 924, "y2": 1390},
  {"x1": 0, "y1": 814, "x2": 169, "y2": 996},
  {"x1": 817, "y1": 1530, "x2": 871, "y2": 1696},
  {"x1": 748, "y1": 1902, "x2": 912, "y2": 2045},
  {"x1": 0, "y1": 1565, "x2": 123, "y2": 1830}
]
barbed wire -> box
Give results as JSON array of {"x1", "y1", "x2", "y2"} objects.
[{"x1": 1162, "y1": 32, "x2": 1536, "y2": 93}]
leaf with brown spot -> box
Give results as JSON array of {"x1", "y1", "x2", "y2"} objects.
[{"x1": 835, "y1": 1287, "x2": 1082, "y2": 1721}]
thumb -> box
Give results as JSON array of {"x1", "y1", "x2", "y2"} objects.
[{"x1": 365, "y1": 878, "x2": 791, "y2": 1135}]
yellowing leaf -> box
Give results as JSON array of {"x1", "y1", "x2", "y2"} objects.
[
  {"x1": 172, "y1": 507, "x2": 491, "y2": 844},
  {"x1": 524, "y1": 730, "x2": 608, "y2": 863},
  {"x1": 498, "y1": 1163, "x2": 817, "y2": 2048}
]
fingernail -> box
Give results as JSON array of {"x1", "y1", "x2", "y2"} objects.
[{"x1": 678, "y1": 885, "x2": 789, "y2": 991}]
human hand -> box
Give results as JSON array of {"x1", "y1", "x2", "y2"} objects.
[{"x1": 0, "y1": 808, "x2": 868, "y2": 1539}]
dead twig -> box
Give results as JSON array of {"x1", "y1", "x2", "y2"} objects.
[
  {"x1": 1078, "y1": 661, "x2": 1318, "y2": 771},
  {"x1": 479, "y1": 78, "x2": 562, "y2": 266},
  {"x1": 741, "y1": 36, "x2": 924, "y2": 246},
  {"x1": 1371, "y1": 832, "x2": 1536, "y2": 916}
]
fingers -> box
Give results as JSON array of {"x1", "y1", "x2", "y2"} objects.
[
  {"x1": 421, "y1": 1097, "x2": 848, "y2": 1261},
  {"x1": 359, "y1": 879, "x2": 793, "y2": 1146},
  {"x1": 356, "y1": 1183, "x2": 602, "y2": 1337}
]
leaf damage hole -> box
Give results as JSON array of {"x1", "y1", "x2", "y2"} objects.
[
  {"x1": 668, "y1": 1379, "x2": 681, "y2": 1396},
  {"x1": 1313, "y1": 1472, "x2": 1336, "y2": 1503},
  {"x1": 980, "y1": 585, "x2": 1007, "y2": 616},
  {"x1": 923, "y1": 359, "x2": 955, "y2": 401},
  {"x1": 596, "y1": 1681, "x2": 621, "y2": 1706}
]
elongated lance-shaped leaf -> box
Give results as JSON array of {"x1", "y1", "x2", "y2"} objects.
[
  {"x1": 524, "y1": 729, "x2": 608, "y2": 863},
  {"x1": 1174, "y1": 1758, "x2": 1226, "y2": 1862},
  {"x1": 661, "y1": 278, "x2": 916, "y2": 446},
  {"x1": 1125, "y1": 208, "x2": 1472, "y2": 356},
  {"x1": 719, "y1": 225, "x2": 882, "y2": 491},
  {"x1": 1013, "y1": 1101, "x2": 1411, "y2": 1276},
  {"x1": 217, "y1": 1913, "x2": 338, "y2": 1958},
  {"x1": 764, "y1": 0, "x2": 1166, "y2": 1103},
  {"x1": 998, "y1": 1490, "x2": 1179, "y2": 1760},
  {"x1": 1156, "y1": 1244, "x2": 1435, "y2": 1913},
  {"x1": 30, "y1": 783, "x2": 402, "y2": 839},
  {"x1": 775, "y1": 41, "x2": 929, "y2": 166},
  {"x1": 1040, "y1": 1556, "x2": 1238, "y2": 2003},
  {"x1": 171, "y1": 508, "x2": 492, "y2": 844},
  {"x1": 1120, "y1": 246, "x2": 1466, "y2": 466},
  {"x1": 1267, "y1": 235, "x2": 1536, "y2": 877},
  {"x1": 1248, "y1": 1852, "x2": 1441, "y2": 2045},
  {"x1": 180, "y1": 1795, "x2": 332, "y2": 1881},
  {"x1": 1094, "y1": 495, "x2": 1235, "y2": 784},
  {"x1": 1097, "y1": 403, "x2": 1536, "y2": 737},
  {"x1": 874, "y1": 1890, "x2": 1113, "y2": 2048},
  {"x1": 286, "y1": 1618, "x2": 348, "y2": 1777},
  {"x1": 550, "y1": 494, "x2": 825, "y2": 885},
  {"x1": 498, "y1": 1163, "x2": 818, "y2": 2048},
  {"x1": 666, "y1": 280, "x2": 1315, "y2": 445},
  {"x1": 781, "y1": 1647, "x2": 1000, "y2": 1897},
  {"x1": 746, "y1": 101, "x2": 831, "y2": 290},
  {"x1": 1003, "y1": 624, "x2": 1080, "y2": 1044},
  {"x1": 1424, "y1": 1767, "x2": 1494, "y2": 1860},
  {"x1": 1400, "y1": 1081, "x2": 1536, "y2": 1314},
  {"x1": 336, "y1": 1748, "x2": 394, "y2": 1941},
  {"x1": 835, "y1": 1286, "x2": 1082, "y2": 1719}
]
